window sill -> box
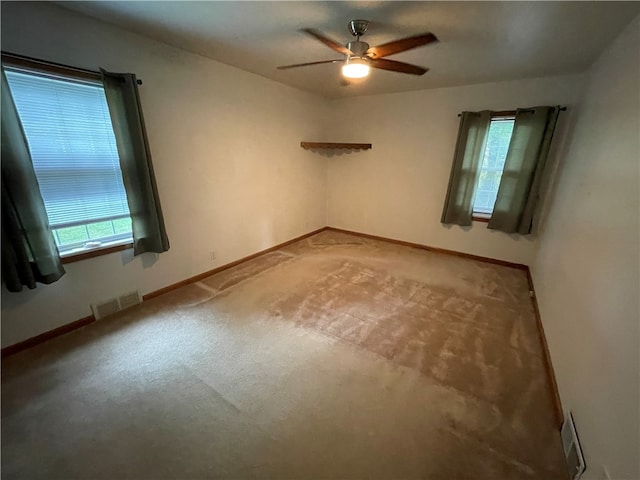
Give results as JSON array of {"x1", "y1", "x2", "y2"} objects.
[
  {"x1": 472, "y1": 214, "x2": 491, "y2": 223},
  {"x1": 61, "y1": 241, "x2": 133, "y2": 264}
]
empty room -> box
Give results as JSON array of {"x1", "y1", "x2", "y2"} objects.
[{"x1": 1, "y1": 2, "x2": 638, "y2": 479}]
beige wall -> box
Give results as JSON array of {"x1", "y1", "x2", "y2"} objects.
[
  {"x1": 325, "y1": 75, "x2": 587, "y2": 265},
  {"x1": 0, "y1": 2, "x2": 330, "y2": 347},
  {"x1": 532, "y1": 17, "x2": 639, "y2": 480}
]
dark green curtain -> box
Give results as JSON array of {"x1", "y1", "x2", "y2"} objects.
[
  {"x1": 488, "y1": 106, "x2": 560, "y2": 234},
  {"x1": 441, "y1": 111, "x2": 491, "y2": 226},
  {"x1": 1, "y1": 69, "x2": 65, "y2": 292},
  {"x1": 101, "y1": 69, "x2": 169, "y2": 256}
]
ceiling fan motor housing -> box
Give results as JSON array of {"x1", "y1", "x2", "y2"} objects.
[{"x1": 346, "y1": 41, "x2": 369, "y2": 57}]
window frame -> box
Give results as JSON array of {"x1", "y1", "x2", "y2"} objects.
[
  {"x1": 471, "y1": 110, "x2": 516, "y2": 222},
  {"x1": 2, "y1": 52, "x2": 134, "y2": 263}
]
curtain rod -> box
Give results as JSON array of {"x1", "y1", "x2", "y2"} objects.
[
  {"x1": 457, "y1": 106, "x2": 567, "y2": 117},
  {"x1": 1, "y1": 51, "x2": 143, "y2": 85}
]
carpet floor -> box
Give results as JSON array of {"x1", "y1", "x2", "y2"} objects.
[{"x1": 1, "y1": 230, "x2": 567, "y2": 479}]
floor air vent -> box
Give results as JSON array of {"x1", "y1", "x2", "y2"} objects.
[
  {"x1": 91, "y1": 291, "x2": 142, "y2": 320},
  {"x1": 561, "y1": 412, "x2": 586, "y2": 480}
]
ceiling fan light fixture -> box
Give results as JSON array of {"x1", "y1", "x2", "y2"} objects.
[
  {"x1": 341, "y1": 57, "x2": 370, "y2": 79},
  {"x1": 278, "y1": 21, "x2": 436, "y2": 81}
]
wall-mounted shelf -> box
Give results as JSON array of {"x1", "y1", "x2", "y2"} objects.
[{"x1": 300, "y1": 142, "x2": 372, "y2": 150}]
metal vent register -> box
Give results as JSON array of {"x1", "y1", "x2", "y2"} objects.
[
  {"x1": 91, "y1": 291, "x2": 142, "y2": 320},
  {"x1": 561, "y1": 412, "x2": 586, "y2": 480}
]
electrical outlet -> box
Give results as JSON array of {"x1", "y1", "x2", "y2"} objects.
[
  {"x1": 209, "y1": 251, "x2": 216, "y2": 261},
  {"x1": 600, "y1": 465, "x2": 611, "y2": 480}
]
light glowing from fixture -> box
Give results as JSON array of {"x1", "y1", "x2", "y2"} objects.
[{"x1": 342, "y1": 57, "x2": 370, "y2": 79}]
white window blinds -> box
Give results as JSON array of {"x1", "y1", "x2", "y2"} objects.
[
  {"x1": 472, "y1": 117, "x2": 515, "y2": 214},
  {"x1": 4, "y1": 69, "x2": 131, "y2": 230}
]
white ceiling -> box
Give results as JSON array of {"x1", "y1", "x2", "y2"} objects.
[{"x1": 59, "y1": 1, "x2": 639, "y2": 98}]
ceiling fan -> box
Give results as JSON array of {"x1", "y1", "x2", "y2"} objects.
[{"x1": 277, "y1": 20, "x2": 438, "y2": 80}]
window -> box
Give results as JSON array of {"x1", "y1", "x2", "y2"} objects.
[
  {"x1": 4, "y1": 67, "x2": 133, "y2": 256},
  {"x1": 442, "y1": 107, "x2": 561, "y2": 232},
  {"x1": 472, "y1": 115, "x2": 515, "y2": 219}
]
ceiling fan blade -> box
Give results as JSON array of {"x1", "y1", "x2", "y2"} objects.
[
  {"x1": 367, "y1": 33, "x2": 438, "y2": 59},
  {"x1": 301, "y1": 28, "x2": 353, "y2": 56},
  {"x1": 369, "y1": 58, "x2": 428, "y2": 75},
  {"x1": 277, "y1": 59, "x2": 343, "y2": 70}
]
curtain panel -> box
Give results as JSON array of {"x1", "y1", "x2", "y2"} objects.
[
  {"x1": 488, "y1": 106, "x2": 560, "y2": 234},
  {"x1": 441, "y1": 111, "x2": 492, "y2": 226},
  {"x1": 1, "y1": 69, "x2": 65, "y2": 292},
  {"x1": 101, "y1": 69, "x2": 170, "y2": 256}
]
